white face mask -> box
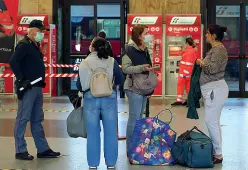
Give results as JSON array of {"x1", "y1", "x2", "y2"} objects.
[{"x1": 144, "y1": 35, "x2": 153, "y2": 43}]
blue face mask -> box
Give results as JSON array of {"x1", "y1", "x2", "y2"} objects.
[{"x1": 34, "y1": 32, "x2": 44, "y2": 42}]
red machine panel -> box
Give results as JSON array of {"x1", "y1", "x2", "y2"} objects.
[
  {"x1": 127, "y1": 14, "x2": 163, "y2": 96},
  {"x1": 164, "y1": 14, "x2": 202, "y2": 96},
  {"x1": 165, "y1": 14, "x2": 202, "y2": 58}
]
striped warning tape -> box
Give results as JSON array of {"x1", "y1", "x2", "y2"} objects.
[
  {"x1": 0, "y1": 63, "x2": 77, "y2": 68},
  {"x1": 0, "y1": 73, "x2": 78, "y2": 78},
  {"x1": 0, "y1": 63, "x2": 122, "y2": 68},
  {"x1": 0, "y1": 108, "x2": 129, "y2": 114}
]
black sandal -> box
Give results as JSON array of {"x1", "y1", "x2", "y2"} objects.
[{"x1": 213, "y1": 157, "x2": 223, "y2": 164}]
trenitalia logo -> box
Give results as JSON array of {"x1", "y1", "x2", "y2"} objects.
[
  {"x1": 171, "y1": 18, "x2": 179, "y2": 24},
  {"x1": 216, "y1": 6, "x2": 228, "y2": 15},
  {"x1": 19, "y1": 16, "x2": 45, "y2": 24},
  {"x1": 133, "y1": 18, "x2": 141, "y2": 24},
  {"x1": 170, "y1": 17, "x2": 197, "y2": 25},
  {"x1": 132, "y1": 17, "x2": 158, "y2": 25}
]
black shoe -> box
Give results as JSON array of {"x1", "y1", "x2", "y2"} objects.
[
  {"x1": 171, "y1": 102, "x2": 182, "y2": 106},
  {"x1": 37, "y1": 149, "x2": 61, "y2": 158},
  {"x1": 182, "y1": 100, "x2": 188, "y2": 106},
  {"x1": 15, "y1": 152, "x2": 34, "y2": 160},
  {"x1": 213, "y1": 157, "x2": 223, "y2": 164}
]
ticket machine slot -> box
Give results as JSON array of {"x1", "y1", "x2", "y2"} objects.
[
  {"x1": 177, "y1": 61, "x2": 180, "y2": 66},
  {"x1": 154, "y1": 64, "x2": 160, "y2": 71}
]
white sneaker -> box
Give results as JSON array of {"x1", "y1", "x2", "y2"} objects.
[
  {"x1": 89, "y1": 167, "x2": 97, "y2": 169},
  {"x1": 107, "y1": 166, "x2": 115, "y2": 169}
]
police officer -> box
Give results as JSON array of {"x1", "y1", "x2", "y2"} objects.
[{"x1": 9, "y1": 20, "x2": 60, "y2": 160}]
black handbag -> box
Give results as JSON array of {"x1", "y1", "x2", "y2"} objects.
[{"x1": 68, "y1": 90, "x2": 82, "y2": 109}]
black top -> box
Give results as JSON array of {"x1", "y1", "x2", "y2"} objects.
[
  {"x1": 125, "y1": 45, "x2": 152, "y2": 75},
  {"x1": 9, "y1": 35, "x2": 45, "y2": 87},
  {"x1": 125, "y1": 46, "x2": 152, "y2": 66}
]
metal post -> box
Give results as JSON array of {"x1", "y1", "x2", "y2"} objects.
[{"x1": 145, "y1": 99, "x2": 150, "y2": 117}]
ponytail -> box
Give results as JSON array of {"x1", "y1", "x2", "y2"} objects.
[{"x1": 92, "y1": 37, "x2": 109, "y2": 59}]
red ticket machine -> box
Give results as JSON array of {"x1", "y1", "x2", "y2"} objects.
[
  {"x1": 15, "y1": 15, "x2": 56, "y2": 96},
  {"x1": 164, "y1": 14, "x2": 202, "y2": 96},
  {"x1": 127, "y1": 14, "x2": 163, "y2": 96}
]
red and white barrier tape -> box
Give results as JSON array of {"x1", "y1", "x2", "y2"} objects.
[
  {"x1": 0, "y1": 74, "x2": 78, "y2": 78},
  {"x1": 0, "y1": 74, "x2": 15, "y2": 78},
  {"x1": 45, "y1": 74, "x2": 77, "y2": 77},
  {"x1": 0, "y1": 63, "x2": 78, "y2": 68},
  {"x1": 0, "y1": 63, "x2": 122, "y2": 68},
  {"x1": 44, "y1": 64, "x2": 78, "y2": 68}
]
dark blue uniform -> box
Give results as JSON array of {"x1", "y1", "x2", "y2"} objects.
[{"x1": 9, "y1": 35, "x2": 49, "y2": 154}]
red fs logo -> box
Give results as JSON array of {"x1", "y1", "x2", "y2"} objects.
[
  {"x1": 171, "y1": 18, "x2": 180, "y2": 24},
  {"x1": 133, "y1": 17, "x2": 141, "y2": 24},
  {"x1": 216, "y1": 6, "x2": 228, "y2": 15}
]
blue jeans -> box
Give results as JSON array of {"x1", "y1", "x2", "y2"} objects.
[
  {"x1": 84, "y1": 91, "x2": 118, "y2": 167},
  {"x1": 125, "y1": 90, "x2": 147, "y2": 149},
  {"x1": 14, "y1": 87, "x2": 50, "y2": 153}
]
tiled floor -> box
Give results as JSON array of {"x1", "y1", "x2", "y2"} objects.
[{"x1": 0, "y1": 96, "x2": 248, "y2": 170}]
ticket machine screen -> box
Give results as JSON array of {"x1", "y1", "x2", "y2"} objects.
[{"x1": 168, "y1": 46, "x2": 183, "y2": 57}]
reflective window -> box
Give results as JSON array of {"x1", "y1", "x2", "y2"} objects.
[
  {"x1": 70, "y1": 5, "x2": 94, "y2": 54},
  {"x1": 216, "y1": 5, "x2": 240, "y2": 91},
  {"x1": 97, "y1": 19, "x2": 120, "y2": 38},
  {"x1": 97, "y1": 4, "x2": 120, "y2": 17}
]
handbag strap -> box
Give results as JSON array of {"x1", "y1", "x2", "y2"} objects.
[
  {"x1": 181, "y1": 126, "x2": 207, "y2": 143},
  {"x1": 74, "y1": 96, "x2": 82, "y2": 109},
  {"x1": 154, "y1": 108, "x2": 173, "y2": 124}
]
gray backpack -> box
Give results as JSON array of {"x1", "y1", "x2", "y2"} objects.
[{"x1": 130, "y1": 72, "x2": 158, "y2": 96}]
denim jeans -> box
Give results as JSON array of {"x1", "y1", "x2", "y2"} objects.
[
  {"x1": 84, "y1": 91, "x2": 118, "y2": 167},
  {"x1": 125, "y1": 90, "x2": 147, "y2": 150}
]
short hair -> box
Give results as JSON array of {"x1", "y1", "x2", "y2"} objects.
[
  {"x1": 186, "y1": 37, "x2": 195, "y2": 47},
  {"x1": 131, "y1": 24, "x2": 148, "y2": 46},
  {"x1": 98, "y1": 31, "x2": 106, "y2": 39}
]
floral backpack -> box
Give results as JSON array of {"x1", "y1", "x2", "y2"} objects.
[{"x1": 128, "y1": 109, "x2": 176, "y2": 166}]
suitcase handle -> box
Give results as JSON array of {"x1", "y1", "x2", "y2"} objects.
[
  {"x1": 181, "y1": 126, "x2": 206, "y2": 143},
  {"x1": 154, "y1": 108, "x2": 173, "y2": 124}
]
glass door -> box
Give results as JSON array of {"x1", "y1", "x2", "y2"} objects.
[
  {"x1": 97, "y1": 3, "x2": 122, "y2": 64},
  {"x1": 208, "y1": 0, "x2": 248, "y2": 97},
  {"x1": 64, "y1": 0, "x2": 127, "y2": 91}
]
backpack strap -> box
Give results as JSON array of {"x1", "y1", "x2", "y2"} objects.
[
  {"x1": 84, "y1": 60, "x2": 94, "y2": 72},
  {"x1": 84, "y1": 60, "x2": 108, "y2": 73}
]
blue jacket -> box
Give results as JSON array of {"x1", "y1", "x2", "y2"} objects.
[{"x1": 9, "y1": 35, "x2": 46, "y2": 87}]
